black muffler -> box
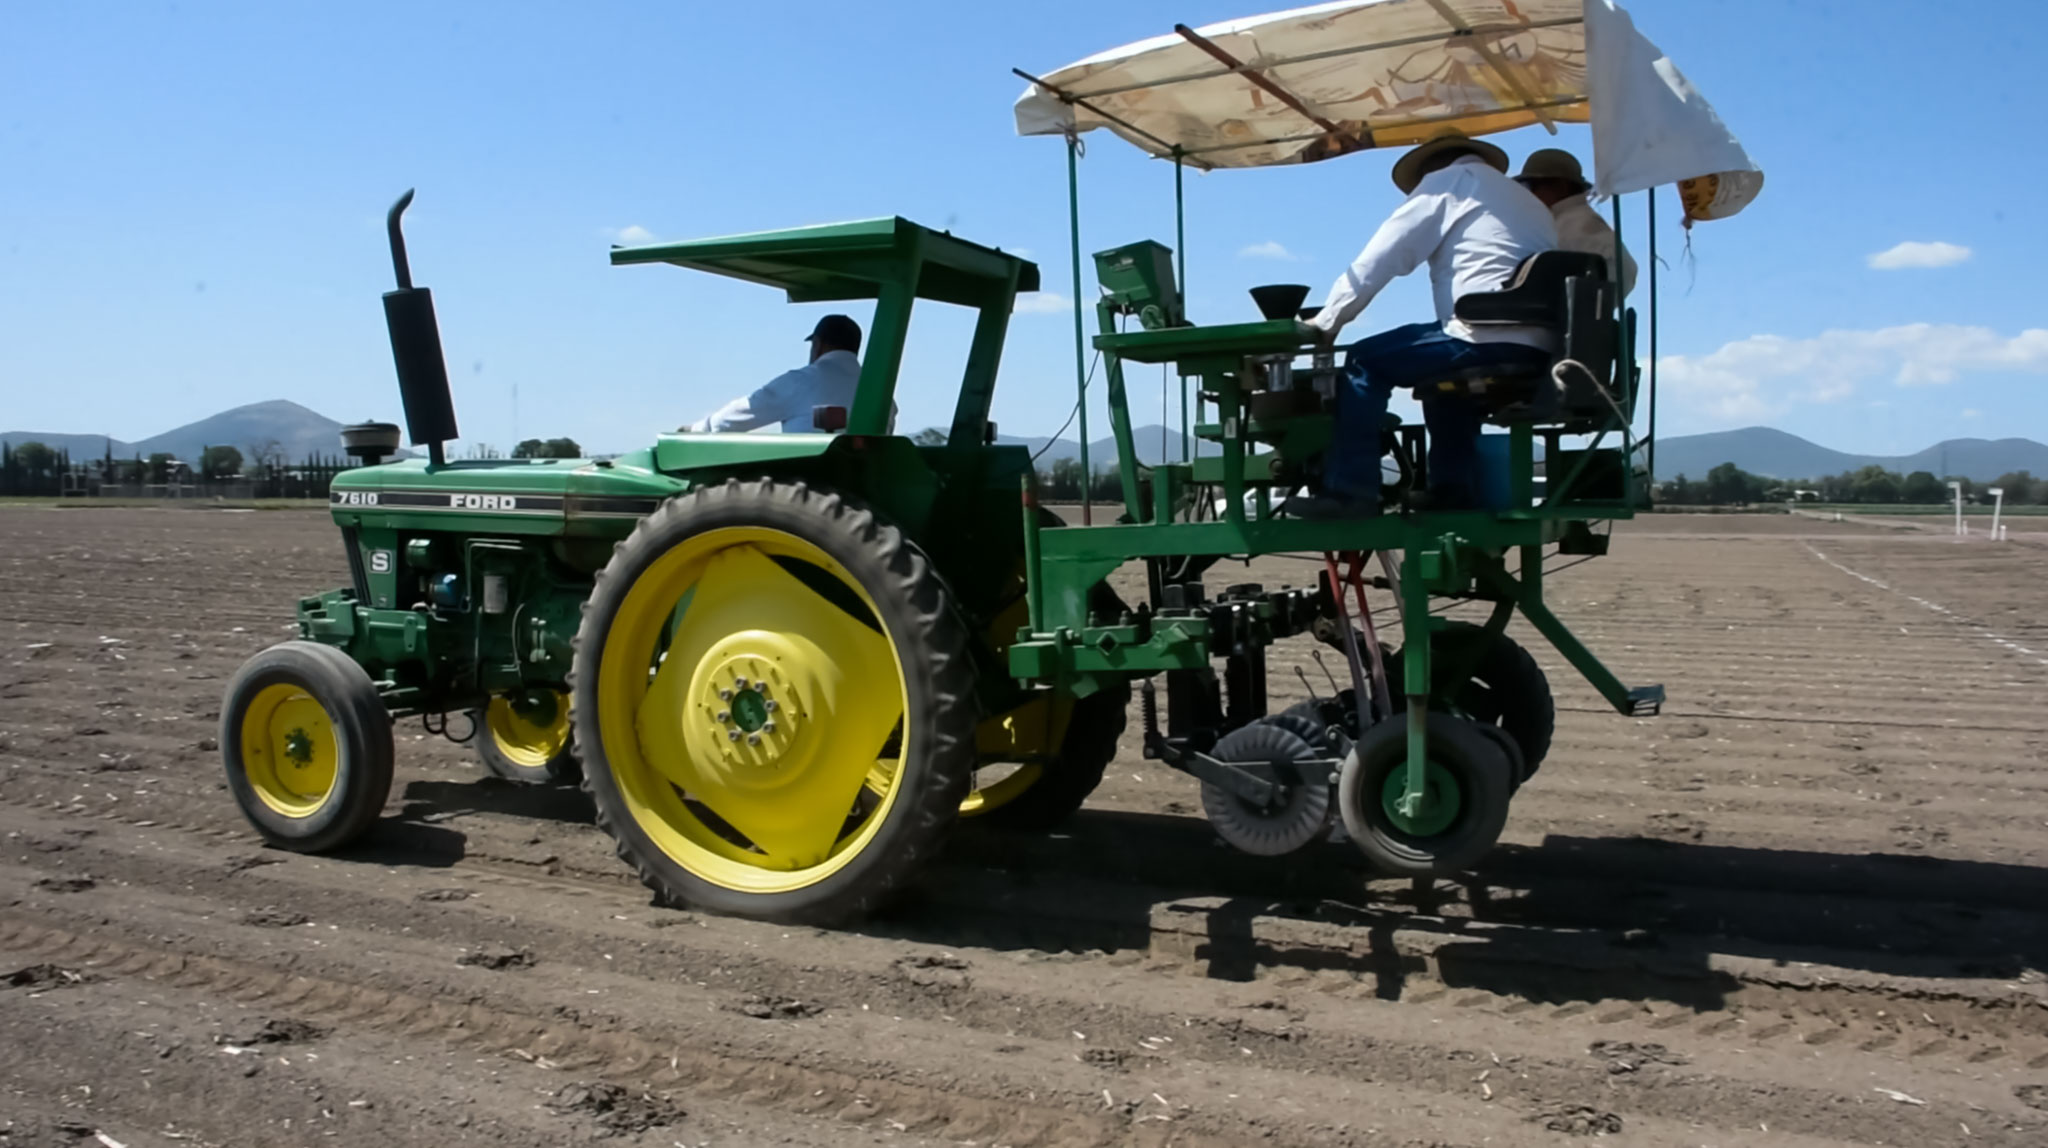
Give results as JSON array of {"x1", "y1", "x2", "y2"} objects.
[{"x1": 382, "y1": 189, "x2": 458, "y2": 466}]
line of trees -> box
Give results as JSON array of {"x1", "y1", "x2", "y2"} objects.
[
  {"x1": 1037, "y1": 457, "x2": 1125, "y2": 503},
  {"x1": 1658, "y1": 462, "x2": 2048, "y2": 506},
  {"x1": 0, "y1": 438, "x2": 352, "y2": 499},
  {"x1": 512, "y1": 437, "x2": 582, "y2": 459}
]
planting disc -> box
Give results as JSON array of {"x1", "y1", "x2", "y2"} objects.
[{"x1": 1199, "y1": 721, "x2": 1331, "y2": 857}]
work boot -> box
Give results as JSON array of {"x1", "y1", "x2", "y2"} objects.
[{"x1": 1281, "y1": 491, "x2": 1380, "y2": 520}]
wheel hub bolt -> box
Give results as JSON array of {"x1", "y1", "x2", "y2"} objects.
[
  {"x1": 761, "y1": 721, "x2": 776, "y2": 735},
  {"x1": 715, "y1": 710, "x2": 731, "y2": 724},
  {"x1": 727, "y1": 729, "x2": 740, "y2": 742},
  {"x1": 733, "y1": 676, "x2": 749, "y2": 689},
  {"x1": 745, "y1": 732, "x2": 761, "y2": 746},
  {"x1": 762, "y1": 699, "x2": 778, "y2": 713},
  {"x1": 718, "y1": 688, "x2": 734, "y2": 701}
]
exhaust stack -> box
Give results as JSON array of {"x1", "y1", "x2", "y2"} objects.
[{"x1": 381, "y1": 189, "x2": 458, "y2": 466}]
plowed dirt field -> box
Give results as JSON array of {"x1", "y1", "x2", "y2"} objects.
[{"x1": 3, "y1": 507, "x2": 2045, "y2": 1147}]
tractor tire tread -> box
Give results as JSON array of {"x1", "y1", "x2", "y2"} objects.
[{"x1": 570, "y1": 478, "x2": 976, "y2": 926}]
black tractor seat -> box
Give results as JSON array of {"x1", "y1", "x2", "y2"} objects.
[{"x1": 1421, "y1": 251, "x2": 1627, "y2": 428}]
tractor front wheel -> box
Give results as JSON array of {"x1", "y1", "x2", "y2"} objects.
[
  {"x1": 572, "y1": 479, "x2": 977, "y2": 925},
  {"x1": 220, "y1": 641, "x2": 394, "y2": 852}
]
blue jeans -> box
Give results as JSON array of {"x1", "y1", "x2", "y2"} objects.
[{"x1": 1325, "y1": 323, "x2": 1551, "y2": 506}]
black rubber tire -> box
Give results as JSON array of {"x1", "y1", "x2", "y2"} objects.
[
  {"x1": 1385, "y1": 622, "x2": 1553, "y2": 784},
  {"x1": 220, "y1": 640, "x2": 394, "y2": 853},
  {"x1": 1261, "y1": 709, "x2": 1333, "y2": 753},
  {"x1": 1470, "y1": 723, "x2": 1527, "y2": 789},
  {"x1": 1200, "y1": 721, "x2": 1332, "y2": 856},
  {"x1": 571, "y1": 479, "x2": 978, "y2": 926},
  {"x1": 470, "y1": 703, "x2": 582, "y2": 785},
  {"x1": 975, "y1": 556, "x2": 1129, "y2": 833},
  {"x1": 977, "y1": 679, "x2": 1130, "y2": 832},
  {"x1": 1337, "y1": 712, "x2": 1514, "y2": 877}
]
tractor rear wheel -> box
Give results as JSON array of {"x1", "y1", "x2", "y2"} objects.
[
  {"x1": 967, "y1": 679, "x2": 1130, "y2": 831},
  {"x1": 572, "y1": 479, "x2": 977, "y2": 926},
  {"x1": 964, "y1": 534, "x2": 1130, "y2": 832},
  {"x1": 472, "y1": 690, "x2": 580, "y2": 784},
  {"x1": 220, "y1": 640, "x2": 394, "y2": 852},
  {"x1": 1337, "y1": 712, "x2": 1513, "y2": 877}
]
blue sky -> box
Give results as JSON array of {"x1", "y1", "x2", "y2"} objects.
[{"x1": 3, "y1": 0, "x2": 2042, "y2": 457}]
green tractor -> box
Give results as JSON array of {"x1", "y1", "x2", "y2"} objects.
[
  {"x1": 222, "y1": 3, "x2": 1754, "y2": 925},
  {"x1": 223, "y1": 197, "x2": 1129, "y2": 921}
]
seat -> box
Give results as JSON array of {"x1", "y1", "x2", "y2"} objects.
[{"x1": 1427, "y1": 251, "x2": 1625, "y2": 428}]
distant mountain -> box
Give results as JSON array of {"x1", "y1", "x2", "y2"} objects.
[
  {"x1": 995, "y1": 422, "x2": 2046, "y2": 484},
  {"x1": 131, "y1": 400, "x2": 349, "y2": 463},
  {"x1": 12, "y1": 404, "x2": 2038, "y2": 485},
  {"x1": 1654, "y1": 427, "x2": 2048, "y2": 483},
  {"x1": 2, "y1": 400, "x2": 356, "y2": 464}
]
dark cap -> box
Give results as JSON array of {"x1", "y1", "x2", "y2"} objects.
[{"x1": 804, "y1": 313, "x2": 862, "y2": 353}]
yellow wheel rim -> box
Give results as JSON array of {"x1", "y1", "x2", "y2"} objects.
[
  {"x1": 486, "y1": 692, "x2": 571, "y2": 768},
  {"x1": 241, "y1": 683, "x2": 340, "y2": 818},
  {"x1": 594, "y1": 526, "x2": 909, "y2": 894},
  {"x1": 961, "y1": 577, "x2": 1074, "y2": 818}
]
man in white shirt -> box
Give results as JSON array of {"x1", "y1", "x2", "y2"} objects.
[
  {"x1": 1293, "y1": 131, "x2": 1558, "y2": 518},
  {"x1": 1514, "y1": 149, "x2": 1636, "y2": 296},
  {"x1": 684, "y1": 314, "x2": 864, "y2": 433}
]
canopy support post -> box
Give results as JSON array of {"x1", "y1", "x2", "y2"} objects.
[
  {"x1": 1067, "y1": 132, "x2": 1091, "y2": 525},
  {"x1": 1610, "y1": 193, "x2": 1627, "y2": 505},
  {"x1": 1646, "y1": 187, "x2": 1659, "y2": 488},
  {"x1": 1174, "y1": 150, "x2": 1190, "y2": 466}
]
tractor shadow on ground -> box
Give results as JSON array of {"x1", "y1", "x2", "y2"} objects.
[
  {"x1": 395, "y1": 776, "x2": 597, "y2": 828},
  {"x1": 330, "y1": 818, "x2": 470, "y2": 869},
  {"x1": 874, "y1": 809, "x2": 2048, "y2": 1015},
  {"x1": 321, "y1": 777, "x2": 595, "y2": 870}
]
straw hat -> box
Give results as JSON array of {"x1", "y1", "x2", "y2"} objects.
[
  {"x1": 1391, "y1": 130, "x2": 1508, "y2": 194},
  {"x1": 1513, "y1": 148, "x2": 1591, "y2": 193}
]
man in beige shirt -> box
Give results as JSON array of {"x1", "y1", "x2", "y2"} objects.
[{"x1": 1514, "y1": 150, "x2": 1637, "y2": 296}]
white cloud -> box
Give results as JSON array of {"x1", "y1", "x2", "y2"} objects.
[
  {"x1": 1238, "y1": 240, "x2": 1299, "y2": 261},
  {"x1": 1013, "y1": 291, "x2": 1073, "y2": 315},
  {"x1": 1658, "y1": 324, "x2": 2048, "y2": 419},
  {"x1": 1867, "y1": 241, "x2": 1971, "y2": 270},
  {"x1": 1963, "y1": 408, "x2": 1982, "y2": 418},
  {"x1": 607, "y1": 224, "x2": 656, "y2": 244}
]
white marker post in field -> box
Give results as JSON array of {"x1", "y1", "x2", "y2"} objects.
[
  {"x1": 1949, "y1": 481, "x2": 1965, "y2": 537},
  {"x1": 1989, "y1": 487, "x2": 2005, "y2": 542}
]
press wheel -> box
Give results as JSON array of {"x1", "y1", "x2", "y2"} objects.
[
  {"x1": 1200, "y1": 720, "x2": 1333, "y2": 856},
  {"x1": 1386, "y1": 622, "x2": 1553, "y2": 785},
  {"x1": 572, "y1": 479, "x2": 977, "y2": 926},
  {"x1": 1337, "y1": 712, "x2": 1513, "y2": 877}
]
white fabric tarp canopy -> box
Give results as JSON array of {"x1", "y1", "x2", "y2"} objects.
[{"x1": 1015, "y1": 0, "x2": 1760, "y2": 219}]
